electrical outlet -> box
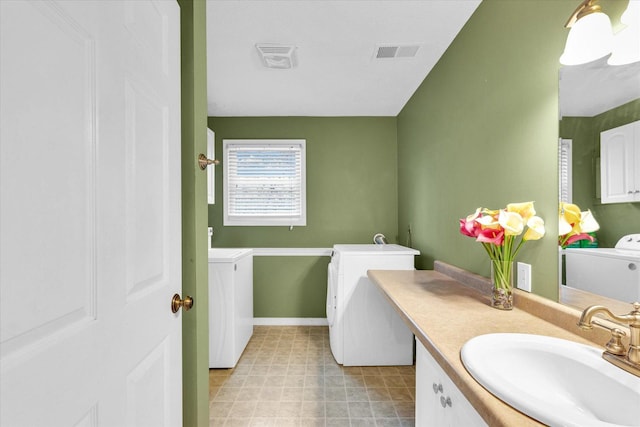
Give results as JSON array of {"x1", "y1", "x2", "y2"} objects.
[{"x1": 517, "y1": 262, "x2": 532, "y2": 292}]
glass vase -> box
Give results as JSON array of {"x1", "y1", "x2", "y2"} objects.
[{"x1": 490, "y1": 260, "x2": 513, "y2": 310}]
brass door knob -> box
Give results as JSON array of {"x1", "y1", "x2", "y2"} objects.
[
  {"x1": 171, "y1": 293, "x2": 194, "y2": 313},
  {"x1": 198, "y1": 153, "x2": 219, "y2": 170}
]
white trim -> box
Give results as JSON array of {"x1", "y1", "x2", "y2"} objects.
[
  {"x1": 251, "y1": 247, "x2": 332, "y2": 257},
  {"x1": 207, "y1": 129, "x2": 215, "y2": 204},
  {"x1": 254, "y1": 318, "x2": 328, "y2": 326},
  {"x1": 559, "y1": 138, "x2": 572, "y2": 203}
]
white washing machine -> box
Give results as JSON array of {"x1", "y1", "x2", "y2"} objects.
[
  {"x1": 565, "y1": 233, "x2": 640, "y2": 302},
  {"x1": 327, "y1": 244, "x2": 419, "y2": 366},
  {"x1": 208, "y1": 248, "x2": 253, "y2": 368}
]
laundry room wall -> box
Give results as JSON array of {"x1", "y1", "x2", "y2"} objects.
[{"x1": 207, "y1": 116, "x2": 398, "y2": 318}]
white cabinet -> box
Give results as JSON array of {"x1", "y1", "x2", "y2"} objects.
[
  {"x1": 416, "y1": 339, "x2": 487, "y2": 427},
  {"x1": 208, "y1": 248, "x2": 254, "y2": 368},
  {"x1": 601, "y1": 120, "x2": 640, "y2": 203}
]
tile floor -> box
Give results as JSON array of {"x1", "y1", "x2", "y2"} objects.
[{"x1": 209, "y1": 326, "x2": 416, "y2": 426}]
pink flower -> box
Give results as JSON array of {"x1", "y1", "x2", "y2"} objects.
[
  {"x1": 459, "y1": 208, "x2": 483, "y2": 238},
  {"x1": 459, "y1": 218, "x2": 481, "y2": 237},
  {"x1": 564, "y1": 233, "x2": 594, "y2": 246},
  {"x1": 476, "y1": 228, "x2": 504, "y2": 246}
]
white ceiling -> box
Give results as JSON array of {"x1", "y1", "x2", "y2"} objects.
[
  {"x1": 206, "y1": 1, "x2": 481, "y2": 117},
  {"x1": 559, "y1": 56, "x2": 640, "y2": 117}
]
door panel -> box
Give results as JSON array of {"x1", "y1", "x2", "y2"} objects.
[
  {"x1": 125, "y1": 78, "x2": 168, "y2": 297},
  {"x1": 0, "y1": 0, "x2": 97, "y2": 360},
  {"x1": 1, "y1": 7, "x2": 101, "y2": 426},
  {"x1": 0, "y1": 1, "x2": 182, "y2": 426},
  {"x1": 126, "y1": 338, "x2": 172, "y2": 427}
]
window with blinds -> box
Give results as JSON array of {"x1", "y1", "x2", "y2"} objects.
[
  {"x1": 223, "y1": 139, "x2": 306, "y2": 226},
  {"x1": 559, "y1": 139, "x2": 572, "y2": 203}
]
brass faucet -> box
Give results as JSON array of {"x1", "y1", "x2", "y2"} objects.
[{"x1": 578, "y1": 302, "x2": 640, "y2": 377}]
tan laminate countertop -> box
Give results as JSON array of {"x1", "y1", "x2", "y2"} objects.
[{"x1": 367, "y1": 267, "x2": 621, "y2": 427}]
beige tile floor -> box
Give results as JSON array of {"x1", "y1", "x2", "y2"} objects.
[{"x1": 209, "y1": 326, "x2": 416, "y2": 426}]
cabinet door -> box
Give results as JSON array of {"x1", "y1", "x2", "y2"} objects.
[
  {"x1": 416, "y1": 340, "x2": 446, "y2": 426},
  {"x1": 415, "y1": 339, "x2": 487, "y2": 427},
  {"x1": 601, "y1": 122, "x2": 637, "y2": 203},
  {"x1": 448, "y1": 370, "x2": 489, "y2": 427}
]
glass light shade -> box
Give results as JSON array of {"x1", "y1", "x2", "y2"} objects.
[
  {"x1": 608, "y1": 1, "x2": 640, "y2": 65},
  {"x1": 560, "y1": 12, "x2": 613, "y2": 65},
  {"x1": 608, "y1": 26, "x2": 640, "y2": 65},
  {"x1": 621, "y1": 0, "x2": 640, "y2": 25}
]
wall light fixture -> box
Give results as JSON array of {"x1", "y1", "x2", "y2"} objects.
[{"x1": 560, "y1": 0, "x2": 614, "y2": 65}]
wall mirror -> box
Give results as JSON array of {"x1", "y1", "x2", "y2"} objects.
[{"x1": 558, "y1": 55, "x2": 640, "y2": 313}]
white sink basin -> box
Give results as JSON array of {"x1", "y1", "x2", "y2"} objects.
[{"x1": 461, "y1": 333, "x2": 640, "y2": 427}]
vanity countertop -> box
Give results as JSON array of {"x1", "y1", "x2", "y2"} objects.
[{"x1": 368, "y1": 264, "x2": 625, "y2": 427}]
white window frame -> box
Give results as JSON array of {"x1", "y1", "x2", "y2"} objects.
[
  {"x1": 559, "y1": 138, "x2": 573, "y2": 203},
  {"x1": 223, "y1": 139, "x2": 307, "y2": 226},
  {"x1": 207, "y1": 128, "x2": 215, "y2": 204}
]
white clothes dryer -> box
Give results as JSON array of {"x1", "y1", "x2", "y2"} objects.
[
  {"x1": 327, "y1": 244, "x2": 419, "y2": 366},
  {"x1": 565, "y1": 233, "x2": 640, "y2": 302}
]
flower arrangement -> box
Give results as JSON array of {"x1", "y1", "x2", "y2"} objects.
[
  {"x1": 459, "y1": 201, "x2": 546, "y2": 309},
  {"x1": 558, "y1": 202, "x2": 600, "y2": 248}
]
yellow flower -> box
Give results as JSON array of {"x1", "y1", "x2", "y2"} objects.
[
  {"x1": 476, "y1": 214, "x2": 500, "y2": 229},
  {"x1": 507, "y1": 201, "x2": 536, "y2": 222},
  {"x1": 482, "y1": 208, "x2": 500, "y2": 216},
  {"x1": 498, "y1": 210, "x2": 524, "y2": 236},
  {"x1": 580, "y1": 210, "x2": 600, "y2": 233},
  {"x1": 558, "y1": 202, "x2": 600, "y2": 248},
  {"x1": 559, "y1": 202, "x2": 581, "y2": 227},
  {"x1": 523, "y1": 216, "x2": 545, "y2": 241},
  {"x1": 558, "y1": 214, "x2": 573, "y2": 236}
]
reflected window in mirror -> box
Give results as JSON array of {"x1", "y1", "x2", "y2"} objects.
[{"x1": 559, "y1": 139, "x2": 573, "y2": 203}]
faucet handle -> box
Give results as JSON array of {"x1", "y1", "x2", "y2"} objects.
[{"x1": 604, "y1": 328, "x2": 627, "y2": 356}]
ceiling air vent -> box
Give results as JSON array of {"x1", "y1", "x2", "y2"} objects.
[
  {"x1": 256, "y1": 43, "x2": 298, "y2": 69},
  {"x1": 375, "y1": 44, "x2": 420, "y2": 59}
]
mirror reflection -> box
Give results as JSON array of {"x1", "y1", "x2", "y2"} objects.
[{"x1": 558, "y1": 55, "x2": 640, "y2": 311}]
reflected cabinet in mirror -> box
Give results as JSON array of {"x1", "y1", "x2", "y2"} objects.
[{"x1": 558, "y1": 54, "x2": 640, "y2": 312}]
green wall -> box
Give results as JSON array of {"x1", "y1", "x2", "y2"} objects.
[
  {"x1": 560, "y1": 99, "x2": 640, "y2": 247},
  {"x1": 561, "y1": 116, "x2": 596, "y2": 212},
  {"x1": 397, "y1": 0, "x2": 578, "y2": 300},
  {"x1": 179, "y1": 1, "x2": 209, "y2": 426},
  {"x1": 207, "y1": 117, "x2": 398, "y2": 317},
  {"x1": 253, "y1": 257, "x2": 328, "y2": 318}
]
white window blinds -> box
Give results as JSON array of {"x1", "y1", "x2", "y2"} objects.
[
  {"x1": 223, "y1": 140, "x2": 306, "y2": 226},
  {"x1": 559, "y1": 139, "x2": 572, "y2": 203}
]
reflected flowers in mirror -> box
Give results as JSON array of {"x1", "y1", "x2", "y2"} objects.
[{"x1": 558, "y1": 202, "x2": 600, "y2": 248}]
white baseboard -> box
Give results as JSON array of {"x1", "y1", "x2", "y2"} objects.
[{"x1": 253, "y1": 318, "x2": 328, "y2": 326}]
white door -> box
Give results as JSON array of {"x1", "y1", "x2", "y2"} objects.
[{"x1": 0, "y1": 1, "x2": 183, "y2": 426}]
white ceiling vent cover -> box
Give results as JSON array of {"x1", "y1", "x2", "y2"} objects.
[
  {"x1": 256, "y1": 43, "x2": 298, "y2": 69},
  {"x1": 375, "y1": 44, "x2": 420, "y2": 59}
]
